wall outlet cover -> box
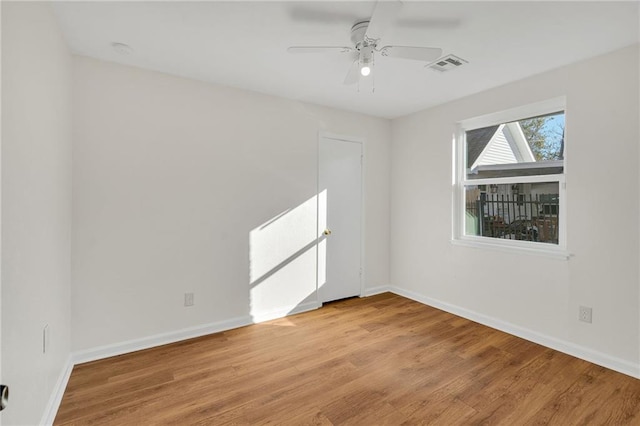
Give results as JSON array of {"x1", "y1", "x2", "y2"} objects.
[
  {"x1": 184, "y1": 293, "x2": 194, "y2": 307},
  {"x1": 579, "y1": 306, "x2": 592, "y2": 323}
]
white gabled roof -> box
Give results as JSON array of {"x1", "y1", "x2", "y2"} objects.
[{"x1": 470, "y1": 122, "x2": 536, "y2": 171}]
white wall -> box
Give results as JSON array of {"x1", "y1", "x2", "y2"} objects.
[
  {"x1": 1, "y1": 2, "x2": 73, "y2": 425},
  {"x1": 391, "y1": 45, "x2": 640, "y2": 374},
  {"x1": 71, "y1": 56, "x2": 390, "y2": 352}
]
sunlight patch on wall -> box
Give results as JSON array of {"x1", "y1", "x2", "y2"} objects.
[{"x1": 249, "y1": 191, "x2": 327, "y2": 319}]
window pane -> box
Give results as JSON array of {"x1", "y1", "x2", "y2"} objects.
[
  {"x1": 466, "y1": 112, "x2": 564, "y2": 180},
  {"x1": 465, "y1": 182, "x2": 560, "y2": 244}
]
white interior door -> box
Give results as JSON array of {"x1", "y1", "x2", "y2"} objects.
[{"x1": 318, "y1": 134, "x2": 363, "y2": 303}]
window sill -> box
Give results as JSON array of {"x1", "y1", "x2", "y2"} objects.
[{"x1": 451, "y1": 238, "x2": 571, "y2": 260}]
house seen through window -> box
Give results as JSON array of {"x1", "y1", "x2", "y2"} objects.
[{"x1": 461, "y1": 108, "x2": 565, "y2": 247}]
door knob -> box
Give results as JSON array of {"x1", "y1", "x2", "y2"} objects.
[
  {"x1": 323, "y1": 228, "x2": 332, "y2": 236},
  {"x1": 0, "y1": 384, "x2": 8, "y2": 411}
]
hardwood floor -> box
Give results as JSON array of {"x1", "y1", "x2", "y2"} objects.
[{"x1": 55, "y1": 293, "x2": 640, "y2": 425}]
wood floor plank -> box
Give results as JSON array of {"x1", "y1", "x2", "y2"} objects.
[{"x1": 54, "y1": 293, "x2": 640, "y2": 425}]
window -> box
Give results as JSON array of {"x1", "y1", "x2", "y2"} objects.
[{"x1": 454, "y1": 98, "x2": 567, "y2": 256}]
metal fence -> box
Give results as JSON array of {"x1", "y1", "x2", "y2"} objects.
[{"x1": 466, "y1": 193, "x2": 559, "y2": 244}]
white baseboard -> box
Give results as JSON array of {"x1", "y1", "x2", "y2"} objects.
[
  {"x1": 40, "y1": 354, "x2": 74, "y2": 426},
  {"x1": 389, "y1": 286, "x2": 640, "y2": 379},
  {"x1": 73, "y1": 315, "x2": 253, "y2": 365},
  {"x1": 73, "y1": 302, "x2": 321, "y2": 366},
  {"x1": 250, "y1": 301, "x2": 321, "y2": 323},
  {"x1": 361, "y1": 285, "x2": 392, "y2": 297}
]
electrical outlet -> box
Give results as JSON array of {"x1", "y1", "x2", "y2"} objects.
[
  {"x1": 43, "y1": 325, "x2": 49, "y2": 354},
  {"x1": 579, "y1": 306, "x2": 592, "y2": 323},
  {"x1": 184, "y1": 293, "x2": 194, "y2": 307}
]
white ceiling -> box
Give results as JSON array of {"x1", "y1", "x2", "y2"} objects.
[{"x1": 52, "y1": 1, "x2": 639, "y2": 119}]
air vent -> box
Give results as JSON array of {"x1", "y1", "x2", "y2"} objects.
[{"x1": 427, "y1": 54, "x2": 468, "y2": 72}]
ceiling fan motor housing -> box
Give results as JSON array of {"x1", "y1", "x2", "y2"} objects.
[{"x1": 351, "y1": 21, "x2": 374, "y2": 50}]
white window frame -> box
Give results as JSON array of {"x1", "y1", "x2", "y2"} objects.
[{"x1": 452, "y1": 97, "x2": 570, "y2": 259}]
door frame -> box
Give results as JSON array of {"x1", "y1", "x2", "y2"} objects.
[{"x1": 316, "y1": 131, "x2": 366, "y2": 302}]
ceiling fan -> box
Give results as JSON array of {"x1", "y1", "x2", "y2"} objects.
[{"x1": 287, "y1": 1, "x2": 444, "y2": 86}]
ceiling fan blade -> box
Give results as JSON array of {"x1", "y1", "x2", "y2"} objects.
[
  {"x1": 287, "y1": 46, "x2": 354, "y2": 54},
  {"x1": 396, "y1": 17, "x2": 462, "y2": 29},
  {"x1": 344, "y1": 60, "x2": 360, "y2": 85},
  {"x1": 379, "y1": 46, "x2": 443, "y2": 62},
  {"x1": 365, "y1": 0, "x2": 403, "y2": 41},
  {"x1": 289, "y1": 8, "x2": 360, "y2": 25}
]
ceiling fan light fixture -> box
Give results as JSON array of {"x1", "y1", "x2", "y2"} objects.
[{"x1": 359, "y1": 46, "x2": 374, "y2": 77}]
